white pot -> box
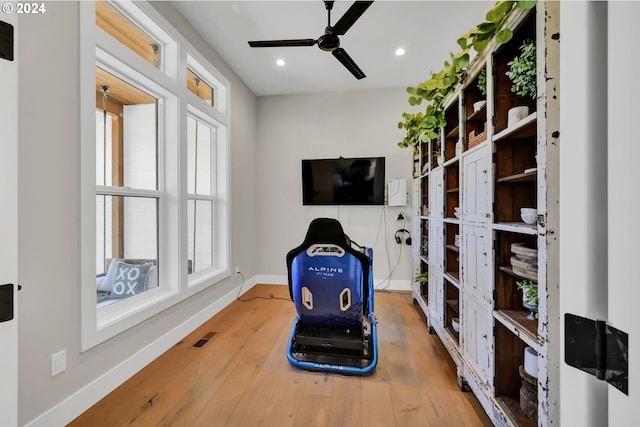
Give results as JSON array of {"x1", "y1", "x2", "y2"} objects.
[
  {"x1": 508, "y1": 106, "x2": 529, "y2": 127},
  {"x1": 524, "y1": 346, "x2": 538, "y2": 378}
]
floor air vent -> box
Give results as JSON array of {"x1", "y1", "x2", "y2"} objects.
[{"x1": 192, "y1": 332, "x2": 216, "y2": 348}]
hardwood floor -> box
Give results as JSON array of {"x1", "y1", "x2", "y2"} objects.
[{"x1": 69, "y1": 284, "x2": 492, "y2": 427}]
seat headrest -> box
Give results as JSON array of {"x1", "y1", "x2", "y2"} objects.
[{"x1": 303, "y1": 218, "x2": 350, "y2": 247}]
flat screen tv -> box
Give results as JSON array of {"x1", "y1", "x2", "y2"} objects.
[{"x1": 302, "y1": 157, "x2": 385, "y2": 205}]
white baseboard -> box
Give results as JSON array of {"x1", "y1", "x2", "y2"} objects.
[{"x1": 24, "y1": 279, "x2": 258, "y2": 427}]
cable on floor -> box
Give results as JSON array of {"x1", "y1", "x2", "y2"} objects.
[{"x1": 235, "y1": 270, "x2": 290, "y2": 302}]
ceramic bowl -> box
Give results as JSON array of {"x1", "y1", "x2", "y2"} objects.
[
  {"x1": 520, "y1": 208, "x2": 537, "y2": 224},
  {"x1": 451, "y1": 317, "x2": 460, "y2": 333}
]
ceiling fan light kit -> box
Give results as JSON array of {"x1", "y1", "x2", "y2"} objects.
[{"x1": 247, "y1": 0, "x2": 373, "y2": 80}]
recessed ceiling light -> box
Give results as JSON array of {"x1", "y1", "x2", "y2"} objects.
[
  {"x1": 395, "y1": 48, "x2": 405, "y2": 56},
  {"x1": 276, "y1": 58, "x2": 286, "y2": 66}
]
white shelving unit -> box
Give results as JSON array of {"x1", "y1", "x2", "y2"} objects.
[{"x1": 411, "y1": 4, "x2": 559, "y2": 426}]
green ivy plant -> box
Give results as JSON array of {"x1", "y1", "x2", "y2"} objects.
[
  {"x1": 477, "y1": 67, "x2": 487, "y2": 96},
  {"x1": 397, "y1": 1, "x2": 537, "y2": 149},
  {"x1": 505, "y1": 39, "x2": 537, "y2": 98}
]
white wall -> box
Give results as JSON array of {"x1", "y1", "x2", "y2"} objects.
[
  {"x1": 256, "y1": 89, "x2": 415, "y2": 288},
  {"x1": 16, "y1": 2, "x2": 259, "y2": 424}
]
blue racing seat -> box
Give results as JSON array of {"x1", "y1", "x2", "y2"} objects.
[{"x1": 285, "y1": 218, "x2": 377, "y2": 375}]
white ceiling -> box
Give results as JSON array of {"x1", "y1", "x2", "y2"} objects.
[{"x1": 171, "y1": 1, "x2": 493, "y2": 97}]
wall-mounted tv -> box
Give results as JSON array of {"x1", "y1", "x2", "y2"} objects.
[{"x1": 302, "y1": 157, "x2": 385, "y2": 205}]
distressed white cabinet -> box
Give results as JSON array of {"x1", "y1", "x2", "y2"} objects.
[{"x1": 411, "y1": 3, "x2": 559, "y2": 426}]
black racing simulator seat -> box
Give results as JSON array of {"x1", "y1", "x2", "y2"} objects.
[{"x1": 285, "y1": 218, "x2": 378, "y2": 375}]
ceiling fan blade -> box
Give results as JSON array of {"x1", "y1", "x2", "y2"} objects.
[
  {"x1": 332, "y1": 1, "x2": 374, "y2": 36},
  {"x1": 248, "y1": 39, "x2": 317, "y2": 48},
  {"x1": 332, "y1": 48, "x2": 366, "y2": 79}
]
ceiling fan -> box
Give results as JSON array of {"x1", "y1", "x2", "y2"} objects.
[{"x1": 248, "y1": 0, "x2": 374, "y2": 80}]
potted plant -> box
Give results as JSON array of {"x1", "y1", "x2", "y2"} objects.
[
  {"x1": 434, "y1": 149, "x2": 443, "y2": 166},
  {"x1": 506, "y1": 39, "x2": 537, "y2": 99},
  {"x1": 477, "y1": 67, "x2": 487, "y2": 96},
  {"x1": 415, "y1": 272, "x2": 429, "y2": 285},
  {"x1": 516, "y1": 279, "x2": 538, "y2": 319},
  {"x1": 421, "y1": 237, "x2": 428, "y2": 254}
]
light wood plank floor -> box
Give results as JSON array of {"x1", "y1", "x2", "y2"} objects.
[{"x1": 69, "y1": 284, "x2": 492, "y2": 427}]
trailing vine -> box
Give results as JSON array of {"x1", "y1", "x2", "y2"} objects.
[{"x1": 397, "y1": 1, "x2": 537, "y2": 149}]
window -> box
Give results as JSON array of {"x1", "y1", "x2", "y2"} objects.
[
  {"x1": 95, "y1": 67, "x2": 159, "y2": 297},
  {"x1": 187, "y1": 68, "x2": 214, "y2": 107},
  {"x1": 81, "y1": 0, "x2": 230, "y2": 350},
  {"x1": 187, "y1": 115, "x2": 214, "y2": 273}
]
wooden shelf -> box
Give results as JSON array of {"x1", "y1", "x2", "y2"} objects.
[
  {"x1": 446, "y1": 126, "x2": 460, "y2": 139},
  {"x1": 496, "y1": 171, "x2": 537, "y2": 183},
  {"x1": 493, "y1": 222, "x2": 537, "y2": 235},
  {"x1": 496, "y1": 397, "x2": 537, "y2": 427},
  {"x1": 445, "y1": 244, "x2": 460, "y2": 253},
  {"x1": 446, "y1": 188, "x2": 459, "y2": 193},
  {"x1": 446, "y1": 299, "x2": 459, "y2": 313},
  {"x1": 444, "y1": 271, "x2": 460, "y2": 284},
  {"x1": 494, "y1": 309, "x2": 538, "y2": 349},
  {"x1": 498, "y1": 266, "x2": 538, "y2": 283},
  {"x1": 467, "y1": 103, "x2": 487, "y2": 122},
  {"x1": 493, "y1": 112, "x2": 537, "y2": 142}
]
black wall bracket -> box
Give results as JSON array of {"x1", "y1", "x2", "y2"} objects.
[
  {"x1": 0, "y1": 20, "x2": 14, "y2": 61},
  {"x1": 0, "y1": 283, "x2": 14, "y2": 322},
  {"x1": 565, "y1": 313, "x2": 628, "y2": 395}
]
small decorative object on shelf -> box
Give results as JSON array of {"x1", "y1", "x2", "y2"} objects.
[
  {"x1": 507, "y1": 105, "x2": 530, "y2": 127},
  {"x1": 473, "y1": 100, "x2": 487, "y2": 112},
  {"x1": 435, "y1": 150, "x2": 443, "y2": 166},
  {"x1": 524, "y1": 346, "x2": 538, "y2": 378},
  {"x1": 477, "y1": 67, "x2": 487, "y2": 96},
  {"x1": 415, "y1": 272, "x2": 429, "y2": 285},
  {"x1": 511, "y1": 243, "x2": 538, "y2": 280},
  {"x1": 520, "y1": 207, "x2": 537, "y2": 224},
  {"x1": 467, "y1": 122, "x2": 487, "y2": 148},
  {"x1": 506, "y1": 39, "x2": 537, "y2": 99},
  {"x1": 517, "y1": 279, "x2": 538, "y2": 320},
  {"x1": 519, "y1": 365, "x2": 538, "y2": 422},
  {"x1": 451, "y1": 317, "x2": 460, "y2": 333}
]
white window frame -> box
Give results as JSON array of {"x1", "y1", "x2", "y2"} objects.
[
  {"x1": 186, "y1": 106, "x2": 229, "y2": 287},
  {"x1": 80, "y1": 0, "x2": 230, "y2": 351}
]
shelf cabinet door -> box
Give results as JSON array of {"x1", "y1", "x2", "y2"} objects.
[
  {"x1": 412, "y1": 178, "x2": 421, "y2": 216},
  {"x1": 462, "y1": 147, "x2": 491, "y2": 223},
  {"x1": 429, "y1": 168, "x2": 444, "y2": 218},
  {"x1": 461, "y1": 225, "x2": 492, "y2": 306},
  {"x1": 462, "y1": 295, "x2": 493, "y2": 386},
  {"x1": 428, "y1": 264, "x2": 444, "y2": 324},
  {"x1": 429, "y1": 220, "x2": 444, "y2": 271}
]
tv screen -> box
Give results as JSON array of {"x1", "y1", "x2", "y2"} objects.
[{"x1": 302, "y1": 157, "x2": 385, "y2": 205}]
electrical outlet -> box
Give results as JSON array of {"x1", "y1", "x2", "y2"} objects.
[
  {"x1": 51, "y1": 349, "x2": 66, "y2": 376},
  {"x1": 235, "y1": 266, "x2": 240, "y2": 275}
]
